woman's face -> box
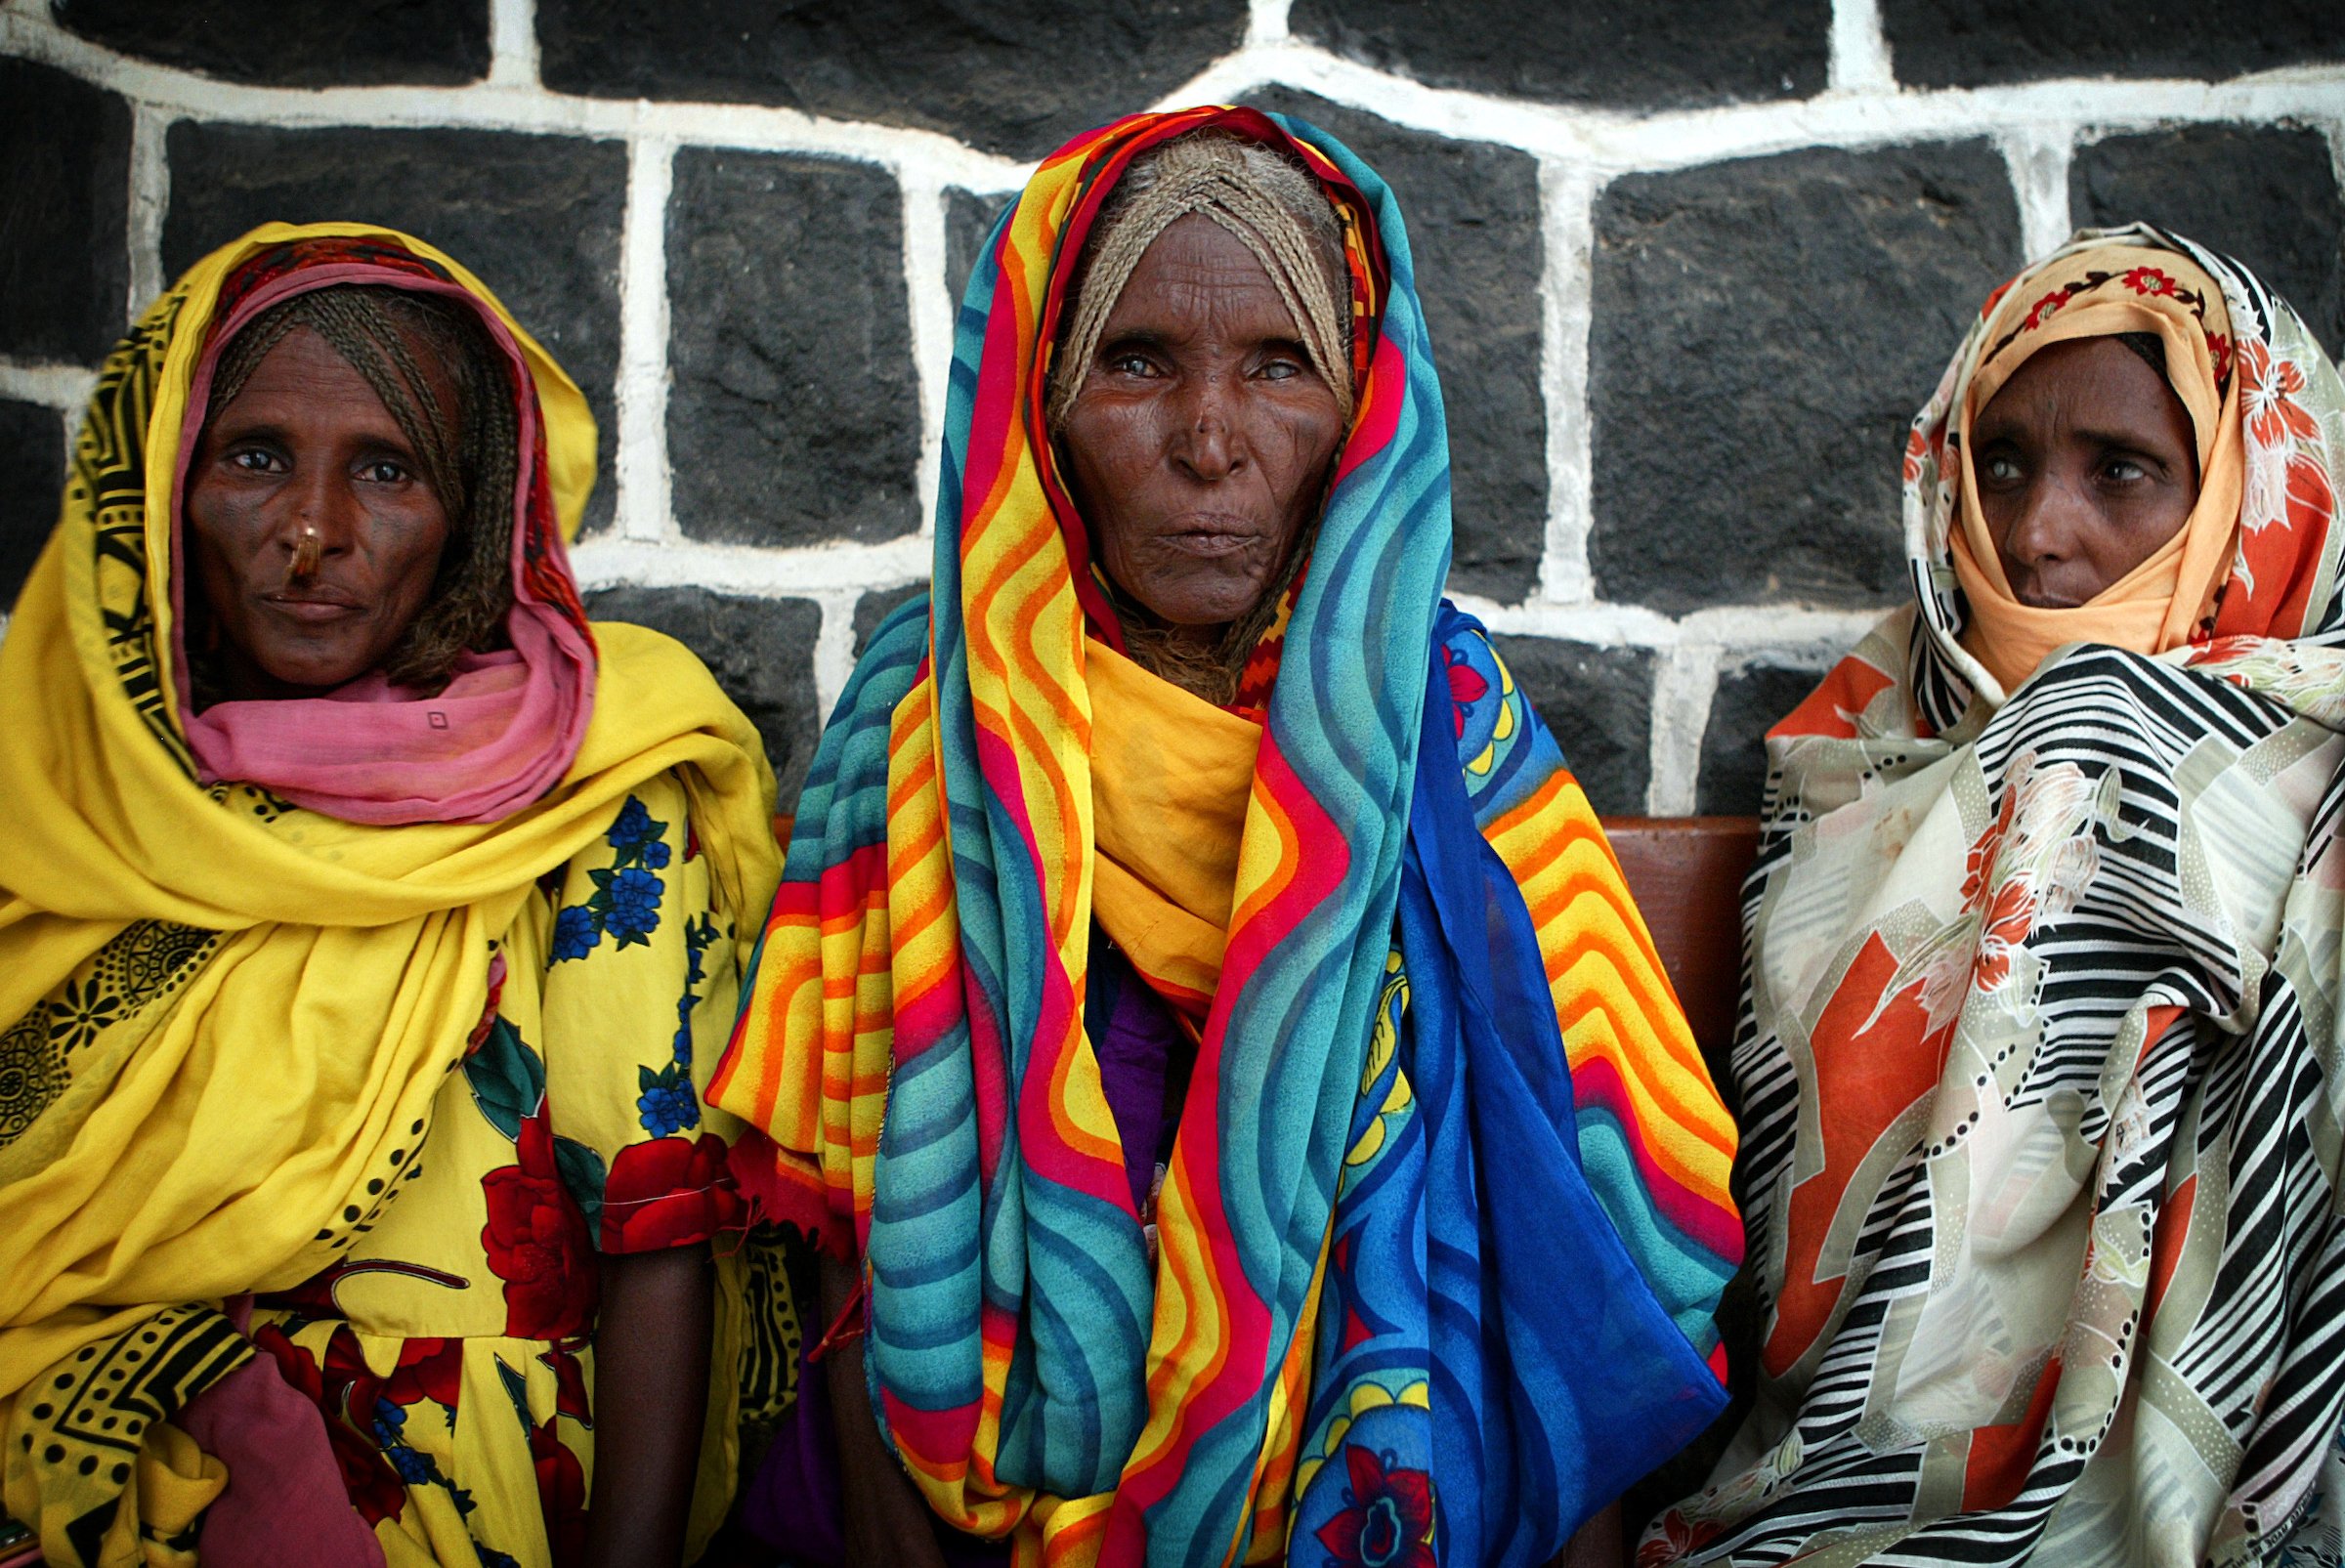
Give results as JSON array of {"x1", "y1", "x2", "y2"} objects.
[
  {"x1": 1972, "y1": 335, "x2": 2200, "y2": 609},
  {"x1": 185, "y1": 324, "x2": 452, "y2": 699},
  {"x1": 1059, "y1": 213, "x2": 1346, "y2": 633}
]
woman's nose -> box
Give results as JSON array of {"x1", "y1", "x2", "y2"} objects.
[
  {"x1": 2000, "y1": 475, "x2": 2090, "y2": 569},
  {"x1": 275, "y1": 469, "x2": 360, "y2": 564},
  {"x1": 1170, "y1": 375, "x2": 1244, "y2": 481}
]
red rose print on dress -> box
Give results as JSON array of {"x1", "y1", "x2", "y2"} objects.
[
  {"x1": 530, "y1": 1417, "x2": 590, "y2": 1565},
  {"x1": 600, "y1": 1131, "x2": 745, "y2": 1252},
  {"x1": 482, "y1": 1113, "x2": 599, "y2": 1337}
]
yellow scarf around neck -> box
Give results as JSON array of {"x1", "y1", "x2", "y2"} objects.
[{"x1": 1085, "y1": 639, "x2": 1263, "y2": 1026}]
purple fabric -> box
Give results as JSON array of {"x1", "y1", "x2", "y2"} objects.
[
  {"x1": 175, "y1": 1296, "x2": 387, "y2": 1568},
  {"x1": 739, "y1": 938, "x2": 1189, "y2": 1562}
]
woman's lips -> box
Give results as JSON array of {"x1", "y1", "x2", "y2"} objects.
[
  {"x1": 262, "y1": 591, "x2": 364, "y2": 622},
  {"x1": 1156, "y1": 516, "x2": 1263, "y2": 557}
]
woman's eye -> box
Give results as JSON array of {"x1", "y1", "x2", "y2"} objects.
[
  {"x1": 1257, "y1": 359, "x2": 1301, "y2": 381},
  {"x1": 2103, "y1": 457, "x2": 2147, "y2": 484},
  {"x1": 1105, "y1": 352, "x2": 1158, "y2": 377},
  {"x1": 358, "y1": 459, "x2": 412, "y2": 485},
  {"x1": 1982, "y1": 454, "x2": 2023, "y2": 484},
  {"x1": 227, "y1": 448, "x2": 284, "y2": 475}
]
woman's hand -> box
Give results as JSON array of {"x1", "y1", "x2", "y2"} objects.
[
  {"x1": 822, "y1": 1251, "x2": 951, "y2": 1568},
  {"x1": 582, "y1": 1244, "x2": 713, "y2": 1568}
]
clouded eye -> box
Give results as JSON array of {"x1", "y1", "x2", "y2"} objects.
[
  {"x1": 226, "y1": 447, "x2": 287, "y2": 476},
  {"x1": 1981, "y1": 453, "x2": 2024, "y2": 485}
]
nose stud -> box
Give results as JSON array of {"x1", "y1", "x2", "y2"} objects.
[{"x1": 286, "y1": 524, "x2": 322, "y2": 583}]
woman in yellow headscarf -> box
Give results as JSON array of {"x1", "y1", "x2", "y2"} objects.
[{"x1": 0, "y1": 225, "x2": 779, "y2": 1568}]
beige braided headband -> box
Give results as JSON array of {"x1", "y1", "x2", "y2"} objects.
[{"x1": 1047, "y1": 137, "x2": 1355, "y2": 431}]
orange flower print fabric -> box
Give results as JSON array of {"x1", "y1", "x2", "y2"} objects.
[{"x1": 248, "y1": 773, "x2": 749, "y2": 1568}]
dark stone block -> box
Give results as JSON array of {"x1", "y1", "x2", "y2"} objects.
[
  {"x1": 0, "y1": 399, "x2": 65, "y2": 607},
  {"x1": 161, "y1": 123, "x2": 626, "y2": 533},
  {"x1": 1293, "y1": 0, "x2": 1826, "y2": 108},
  {"x1": 537, "y1": 0, "x2": 1246, "y2": 161},
  {"x1": 667, "y1": 149, "x2": 920, "y2": 549},
  {"x1": 1250, "y1": 91, "x2": 1547, "y2": 603},
  {"x1": 1591, "y1": 142, "x2": 2021, "y2": 614},
  {"x1": 1491, "y1": 636, "x2": 1653, "y2": 816},
  {"x1": 1696, "y1": 660, "x2": 1828, "y2": 815},
  {"x1": 945, "y1": 189, "x2": 1014, "y2": 318},
  {"x1": 583, "y1": 587, "x2": 823, "y2": 813},
  {"x1": 0, "y1": 58, "x2": 129, "y2": 362},
  {"x1": 854, "y1": 582, "x2": 929, "y2": 657},
  {"x1": 53, "y1": 0, "x2": 490, "y2": 87},
  {"x1": 2072, "y1": 123, "x2": 2344, "y2": 358},
  {"x1": 1883, "y1": 0, "x2": 2342, "y2": 87}
]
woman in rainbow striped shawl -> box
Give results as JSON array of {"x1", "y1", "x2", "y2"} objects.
[{"x1": 711, "y1": 107, "x2": 1740, "y2": 1568}]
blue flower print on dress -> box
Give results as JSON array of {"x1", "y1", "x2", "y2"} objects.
[
  {"x1": 551, "y1": 906, "x2": 601, "y2": 962},
  {"x1": 549, "y1": 795, "x2": 669, "y2": 961},
  {"x1": 637, "y1": 1062, "x2": 701, "y2": 1137}
]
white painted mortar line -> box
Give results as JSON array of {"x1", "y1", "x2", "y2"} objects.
[
  {"x1": 125, "y1": 102, "x2": 169, "y2": 323},
  {"x1": 1534, "y1": 158, "x2": 1597, "y2": 607},
  {"x1": 0, "y1": 359, "x2": 100, "y2": 409},
  {"x1": 1826, "y1": 0, "x2": 1896, "y2": 96},
  {"x1": 1998, "y1": 124, "x2": 2076, "y2": 260},
  {"x1": 568, "y1": 533, "x2": 931, "y2": 598},
  {"x1": 614, "y1": 136, "x2": 676, "y2": 544},
  {"x1": 1245, "y1": 0, "x2": 1293, "y2": 49},
  {"x1": 486, "y1": 0, "x2": 538, "y2": 90},
  {"x1": 1448, "y1": 591, "x2": 1881, "y2": 653},
  {"x1": 810, "y1": 589, "x2": 862, "y2": 721},
  {"x1": 901, "y1": 174, "x2": 952, "y2": 547},
  {"x1": 1646, "y1": 643, "x2": 1721, "y2": 814}
]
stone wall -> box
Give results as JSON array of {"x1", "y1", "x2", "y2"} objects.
[{"x1": 2, "y1": 0, "x2": 2339, "y2": 817}]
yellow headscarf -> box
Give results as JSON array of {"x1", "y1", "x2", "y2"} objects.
[
  {"x1": 1951, "y1": 242, "x2": 2244, "y2": 693},
  {"x1": 0, "y1": 223, "x2": 778, "y2": 1564}
]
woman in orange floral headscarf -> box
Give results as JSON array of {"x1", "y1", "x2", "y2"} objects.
[{"x1": 1644, "y1": 226, "x2": 2345, "y2": 1566}]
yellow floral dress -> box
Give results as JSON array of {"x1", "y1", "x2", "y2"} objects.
[{"x1": 246, "y1": 774, "x2": 748, "y2": 1568}]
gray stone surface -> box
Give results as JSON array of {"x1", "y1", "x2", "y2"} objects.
[
  {"x1": 1250, "y1": 90, "x2": 1549, "y2": 603},
  {"x1": 0, "y1": 57, "x2": 129, "y2": 362},
  {"x1": 2073, "y1": 123, "x2": 2344, "y2": 357},
  {"x1": 666, "y1": 149, "x2": 921, "y2": 549},
  {"x1": 1697, "y1": 660, "x2": 1829, "y2": 814},
  {"x1": 536, "y1": 0, "x2": 1246, "y2": 161},
  {"x1": 1293, "y1": 0, "x2": 1826, "y2": 108},
  {"x1": 1591, "y1": 141, "x2": 2021, "y2": 614},
  {"x1": 1884, "y1": 0, "x2": 2342, "y2": 87},
  {"x1": 583, "y1": 586, "x2": 823, "y2": 813},
  {"x1": 53, "y1": 0, "x2": 489, "y2": 86},
  {"x1": 0, "y1": 399, "x2": 64, "y2": 607},
  {"x1": 1492, "y1": 635, "x2": 1653, "y2": 816},
  {"x1": 161, "y1": 123, "x2": 626, "y2": 533},
  {"x1": 854, "y1": 582, "x2": 929, "y2": 657}
]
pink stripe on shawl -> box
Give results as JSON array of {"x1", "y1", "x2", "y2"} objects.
[{"x1": 170, "y1": 261, "x2": 595, "y2": 826}]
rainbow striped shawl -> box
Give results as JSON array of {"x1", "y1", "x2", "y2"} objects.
[{"x1": 710, "y1": 107, "x2": 1739, "y2": 1567}]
